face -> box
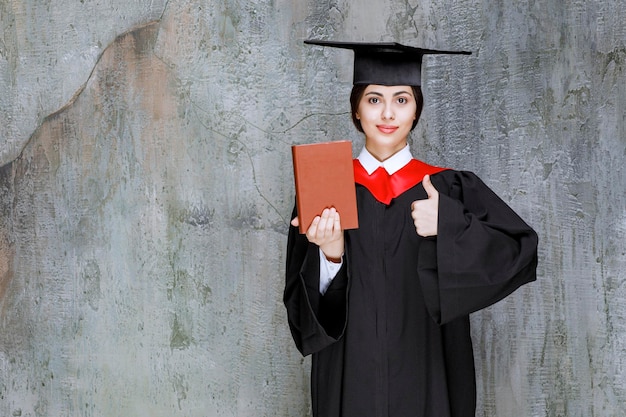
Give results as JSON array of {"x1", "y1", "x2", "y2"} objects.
[{"x1": 355, "y1": 85, "x2": 417, "y2": 161}]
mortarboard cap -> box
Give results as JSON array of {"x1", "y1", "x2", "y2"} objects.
[{"x1": 304, "y1": 40, "x2": 471, "y2": 86}]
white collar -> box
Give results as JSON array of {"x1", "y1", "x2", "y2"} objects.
[{"x1": 357, "y1": 145, "x2": 414, "y2": 175}]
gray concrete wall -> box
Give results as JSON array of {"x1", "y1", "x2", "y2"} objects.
[{"x1": 0, "y1": 0, "x2": 624, "y2": 416}]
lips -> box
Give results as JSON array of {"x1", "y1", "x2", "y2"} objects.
[{"x1": 377, "y1": 125, "x2": 399, "y2": 134}]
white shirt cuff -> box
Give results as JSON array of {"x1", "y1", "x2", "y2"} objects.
[{"x1": 319, "y1": 248, "x2": 343, "y2": 295}]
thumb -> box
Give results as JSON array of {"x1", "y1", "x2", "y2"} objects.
[
  {"x1": 291, "y1": 216, "x2": 300, "y2": 227},
  {"x1": 422, "y1": 174, "x2": 438, "y2": 198}
]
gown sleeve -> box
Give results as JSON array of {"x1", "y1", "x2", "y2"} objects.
[
  {"x1": 418, "y1": 171, "x2": 538, "y2": 325},
  {"x1": 283, "y1": 208, "x2": 348, "y2": 356}
]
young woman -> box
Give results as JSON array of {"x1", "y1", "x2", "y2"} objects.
[{"x1": 284, "y1": 41, "x2": 538, "y2": 417}]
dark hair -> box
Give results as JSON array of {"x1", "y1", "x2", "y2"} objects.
[{"x1": 349, "y1": 84, "x2": 424, "y2": 133}]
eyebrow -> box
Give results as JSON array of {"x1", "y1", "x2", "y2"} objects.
[{"x1": 365, "y1": 90, "x2": 413, "y2": 97}]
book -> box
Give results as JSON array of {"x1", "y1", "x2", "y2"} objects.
[{"x1": 291, "y1": 140, "x2": 359, "y2": 234}]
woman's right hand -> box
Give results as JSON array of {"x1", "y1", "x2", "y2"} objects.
[{"x1": 291, "y1": 207, "x2": 345, "y2": 262}]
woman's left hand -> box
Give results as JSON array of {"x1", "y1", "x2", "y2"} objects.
[{"x1": 411, "y1": 174, "x2": 439, "y2": 237}]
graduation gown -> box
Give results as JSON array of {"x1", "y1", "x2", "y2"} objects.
[{"x1": 284, "y1": 166, "x2": 538, "y2": 417}]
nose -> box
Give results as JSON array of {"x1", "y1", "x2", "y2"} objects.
[{"x1": 382, "y1": 103, "x2": 394, "y2": 120}]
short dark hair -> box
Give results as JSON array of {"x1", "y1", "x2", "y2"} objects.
[{"x1": 349, "y1": 85, "x2": 424, "y2": 133}]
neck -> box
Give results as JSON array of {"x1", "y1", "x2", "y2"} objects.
[{"x1": 365, "y1": 142, "x2": 408, "y2": 162}]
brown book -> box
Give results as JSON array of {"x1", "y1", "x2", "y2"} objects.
[{"x1": 292, "y1": 140, "x2": 359, "y2": 234}]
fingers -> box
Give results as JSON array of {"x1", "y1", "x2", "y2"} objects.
[
  {"x1": 317, "y1": 208, "x2": 341, "y2": 238},
  {"x1": 411, "y1": 201, "x2": 438, "y2": 237},
  {"x1": 291, "y1": 216, "x2": 299, "y2": 227},
  {"x1": 306, "y1": 208, "x2": 341, "y2": 243},
  {"x1": 316, "y1": 208, "x2": 333, "y2": 233}
]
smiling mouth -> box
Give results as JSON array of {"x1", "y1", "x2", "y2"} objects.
[{"x1": 377, "y1": 125, "x2": 398, "y2": 134}]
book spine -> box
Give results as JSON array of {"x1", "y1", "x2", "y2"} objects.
[{"x1": 291, "y1": 146, "x2": 306, "y2": 234}]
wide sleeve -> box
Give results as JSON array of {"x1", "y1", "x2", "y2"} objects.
[
  {"x1": 418, "y1": 171, "x2": 538, "y2": 324},
  {"x1": 283, "y1": 208, "x2": 348, "y2": 356}
]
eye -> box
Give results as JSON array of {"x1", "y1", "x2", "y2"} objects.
[
  {"x1": 397, "y1": 96, "x2": 409, "y2": 104},
  {"x1": 368, "y1": 97, "x2": 380, "y2": 104}
]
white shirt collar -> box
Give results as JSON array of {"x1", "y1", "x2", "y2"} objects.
[{"x1": 357, "y1": 144, "x2": 414, "y2": 175}]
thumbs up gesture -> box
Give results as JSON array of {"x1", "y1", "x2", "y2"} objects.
[{"x1": 411, "y1": 174, "x2": 439, "y2": 237}]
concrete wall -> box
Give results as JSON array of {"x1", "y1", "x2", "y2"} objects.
[{"x1": 0, "y1": 0, "x2": 624, "y2": 416}]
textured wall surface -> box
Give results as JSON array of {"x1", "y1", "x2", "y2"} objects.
[{"x1": 0, "y1": 0, "x2": 624, "y2": 416}]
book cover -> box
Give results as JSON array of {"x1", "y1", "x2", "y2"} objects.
[{"x1": 291, "y1": 140, "x2": 359, "y2": 234}]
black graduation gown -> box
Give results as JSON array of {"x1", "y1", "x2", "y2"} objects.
[{"x1": 284, "y1": 169, "x2": 538, "y2": 417}]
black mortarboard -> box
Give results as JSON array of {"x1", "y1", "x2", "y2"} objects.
[{"x1": 304, "y1": 40, "x2": 471, "y2": 86}]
